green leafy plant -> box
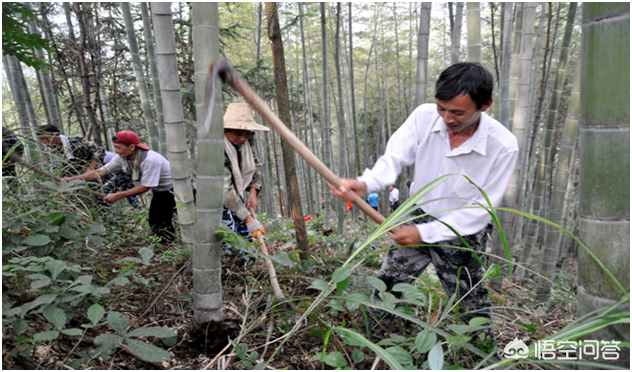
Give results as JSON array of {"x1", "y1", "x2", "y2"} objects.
[
  {"x1": 262, "y1": 174, "x2": 629, "y2": 369},
  {"x1": 92, "y1": 311, "x2": 176, "y2": 362},
  {"x1": 2, "y1": 2, "x2": 51, "y2": 69}
]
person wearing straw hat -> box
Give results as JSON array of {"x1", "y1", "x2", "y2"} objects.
[
  {"x1": 62, "y1": 130, "x2": 176, "y2": 244},
  {"x1": 222, "y1": 103, "x2": 269, "y2": 259}
]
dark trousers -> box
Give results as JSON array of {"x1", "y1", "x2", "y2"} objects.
[
  {"x1": 148, "y1": 189, "x2": 176, "y2": 244},
  {"x1": 221, "y1": 208, "x2": 254, "y2": 260},
  {"x1": 2, "y1": 163, "x2": 18, "y2": 186}
]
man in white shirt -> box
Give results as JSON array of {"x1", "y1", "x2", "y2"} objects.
[
  {"x1": 389, "y1": 185, "x2": 400, "y2": 211},
  {"x1": 63, "y1": 131, "x2": 176, "y2": 244},
  {"x1": 331, "y1": 63, "x2": 518, "y2": 339}
]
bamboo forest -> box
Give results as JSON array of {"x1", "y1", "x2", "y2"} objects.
[{"x1": 1, "y1": 2, "x2": 630, "y2": 370}]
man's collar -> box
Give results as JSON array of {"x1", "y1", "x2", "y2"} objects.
[
  {"x1": 461, "y1": 114, "x2": 488, "y2": 156},
  {"x1": 432, "y1": 112, "x2": 489, "y2": 156}
]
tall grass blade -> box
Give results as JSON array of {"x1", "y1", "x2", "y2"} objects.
[{"x1": 334, "y1": 327, "x2": 405, "y2": 370}]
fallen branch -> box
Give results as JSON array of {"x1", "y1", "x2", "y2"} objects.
[{"x1": 128, "y1": 258, "x2": 192, "y2": 329}]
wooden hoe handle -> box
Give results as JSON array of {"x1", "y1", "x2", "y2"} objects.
[
  {"x1": 212, "y1": 59, "x2": 386, "y2": 226},
  {"x1": 249, "y1": 208, "x2": 285, "y2": 300}
]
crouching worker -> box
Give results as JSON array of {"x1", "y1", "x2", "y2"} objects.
[
  {"x1": 222, "y1": 103, "x2": 269, "y2": 261},
  {"x1": 62, "y1": 131, "x2": 176, "y2": 244},
  {"x1": 2, "y1": 126, "x2": 24, "y2": 186},
  {"x1": 101, "y1": 150, "x2": 141, "y2": 207},
  {"x1": 330, "y1": 63, "x2": 518, "y2": 342},
  {"x1": 37, "y1": 125, "x2": 105, "y2": 177}
]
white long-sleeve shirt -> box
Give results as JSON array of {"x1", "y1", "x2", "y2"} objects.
[
  {"x1": 389, "y1": 188, "x2": 400, "y2": 203},
  {"x1": 358, "y1": 104, "x2": 518, "y2": 243}
]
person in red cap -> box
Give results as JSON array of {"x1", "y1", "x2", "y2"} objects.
[{"x1": 62, "y1": 130, "x2": 176, "y2": 244}]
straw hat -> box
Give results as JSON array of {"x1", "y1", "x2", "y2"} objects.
[{"x1": 223, "y1": 103, "x2": 270, "y2": 132}]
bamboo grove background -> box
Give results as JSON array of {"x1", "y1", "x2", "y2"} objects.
[{"x1": 2, "y1": 2, "x2": 629, "y2": 366}]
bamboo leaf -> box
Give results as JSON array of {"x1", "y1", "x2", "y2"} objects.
[{"x1": 334, "y1": 327, "x2": 404, "y2": 370}]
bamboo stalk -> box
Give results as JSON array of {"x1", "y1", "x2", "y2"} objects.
[{"x1": 211, "y1": 59, "x2": 386, "y2": 226}]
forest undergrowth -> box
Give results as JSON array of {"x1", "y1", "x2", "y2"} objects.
[{"x1": 0, "y1": 172, "x2": 593, "y2": 370}]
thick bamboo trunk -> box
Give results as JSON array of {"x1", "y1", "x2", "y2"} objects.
[
  {"x1": 141, "y1": 3, "x2": 167, "y2": 156},
  {"x1": 190, "y1": 2, "x2": 224, "y2": 325},
  {"x1": 498, "y1": 2, "x2": 514, "y2": 126},
  {"x1": 151, "y1": 2, "x2": 196, "y2": 245},
  {"x1": 577, "y1": 5, "x2": 630, "y2": 364},
  {"x1": 491, "y1": 3, "x2": 536, "y2": 291},
  {"x1": 535, "y1": 3, "x2": 578, "y2": 294},
  {"x1": 392, "y1": 3, "x2": 403, "y2": 124},
  {"x1": 450, "y1": 2, "x2": 464, "y2": 64},
  {"x1": 539, "y1": 62, "x2": 579, "y2": 289},
  {"x1": 514, "y1": 4, "x2": 549, "y2": 281},
  {"x1": 25, "y1": 2, "x2": 63, "y2": 132},
  {"x1": 508, "y1": 3, "x2": 523, "y2": 130},
  {"x1": 414, "y1": 3, "x2": 432, "y2": 108},
  {"x1": 6, "y1": 55, "x2": 36, "y2": 149},
  {"x1": 466, "y1": 2, "x2": 482, "y2": 63},
  {"x1": 510, "y1": 3, "x2": 539, "y2": 258}
]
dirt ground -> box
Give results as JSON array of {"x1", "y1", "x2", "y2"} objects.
[{"x1": 2, "y1": 236, "x2": 578, "y2": 370}]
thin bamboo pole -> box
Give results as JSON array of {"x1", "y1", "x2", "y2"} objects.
[{"x1": 250, "y1": 208, "x2": 285, "y2": 300}]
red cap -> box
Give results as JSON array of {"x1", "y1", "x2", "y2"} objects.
[{"x1": 112, "y1": 131, "x2": 150, "y2": 150}]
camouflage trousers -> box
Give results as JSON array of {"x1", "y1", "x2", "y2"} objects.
[
  {"x1": 221, "y1": 208, "x2": 253, "y2": 261},
  {"x1": 371, "y1": 209, "x2": 493, "y2": 324},
  {"x1": 102, "y1": 172, "x2": 140, "y2": 207}
]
